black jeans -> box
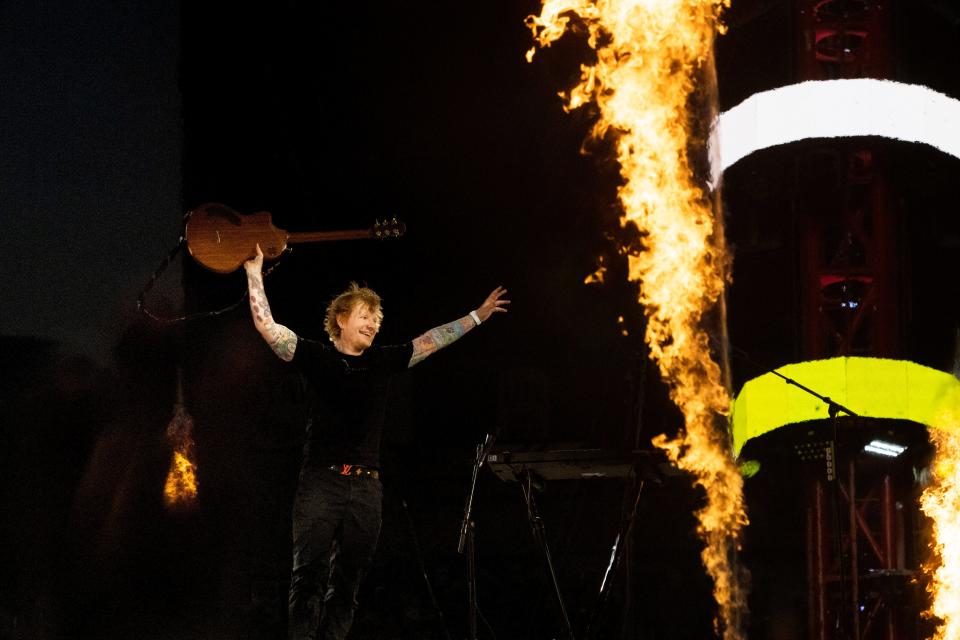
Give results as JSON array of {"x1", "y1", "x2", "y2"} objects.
[{"x1": 289, "y1": 466, "x2": 383, "y2": 640}]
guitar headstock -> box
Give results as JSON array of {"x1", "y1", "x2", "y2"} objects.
[{"x1": 372, "y1": 217, "x2": 407, "y2": 239}]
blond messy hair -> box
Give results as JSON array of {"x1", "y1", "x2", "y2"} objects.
[{"x1": 324, "y1": 282, "x2": 383, "y2": 342}]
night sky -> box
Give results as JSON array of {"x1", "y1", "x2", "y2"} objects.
[
  {"x1": 0, "y1": 0, "x2": 182, "y2": 362},
  {"x1": 2, "y1": 1, "x2": 960, "y2": 639}
]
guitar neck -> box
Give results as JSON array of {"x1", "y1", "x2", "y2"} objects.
[{"x1": 288, "y1": 229, "x2": 374, "y2": 243}]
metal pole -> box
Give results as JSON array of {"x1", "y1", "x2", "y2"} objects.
[{"x1": 849, "y1": 461, "x2": 859, "y2": 639}]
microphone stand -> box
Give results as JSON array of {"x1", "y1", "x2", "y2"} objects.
[
  {"x1": 459, "y1": 432, "x2": 496, "y2": 640},
  {"x1": 765, "y1": 368, "x2": 859, "y2": 422},
  {"x1": 736, "y1": 348, "x2": 859, "y2": 639}
]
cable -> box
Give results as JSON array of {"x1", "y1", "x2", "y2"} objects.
[{"x1": 137, "y1": 222, "x2": 289, "y2": 323}]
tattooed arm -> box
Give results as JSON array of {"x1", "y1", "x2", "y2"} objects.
[
  {"x1": 409, "y1": 286, "x2": 509, "y2": 367},
  {"x1": 409, "y1": 316, "x2": 475, "y2": 367},
  {"x1": 244, "y1": 245, "x2": 299, "y2": 362}
]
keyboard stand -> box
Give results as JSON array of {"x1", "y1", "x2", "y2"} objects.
[{"x1": 519, "y1": 469, "x2": 576, "y2": 640}]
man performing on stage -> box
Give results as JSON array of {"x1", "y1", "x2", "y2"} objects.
[{"x1": 244, "y1": 246, "x2": 509, "y2": 639}]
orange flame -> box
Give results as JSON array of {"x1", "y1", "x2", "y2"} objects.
[
  {"x1": 163, "y1": 407, "x2": 198, "y2": 509},
  {"x1": 920, "y1": 425, "x2": 960, "y2": 639},
  {"x1": 528, "y1": 1, "x2": 747, "y2": 637}
]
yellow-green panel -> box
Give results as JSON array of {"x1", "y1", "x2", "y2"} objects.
[{"x1": 731, "y1": 357, "x2": 960, "y2": 457}]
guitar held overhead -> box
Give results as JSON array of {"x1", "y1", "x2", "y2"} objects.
[{"x1": 184, "y1": 203, "x2": 405, "y2": 274}]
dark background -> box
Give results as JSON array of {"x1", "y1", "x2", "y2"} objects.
[{"x1": 2, "y1": 1, "x2": 959, "y2": 639}]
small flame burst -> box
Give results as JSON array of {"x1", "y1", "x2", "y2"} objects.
[
  {"x1": 920, "y1": 424, "x2": 960, "y2": 640},
  {"x1": 163, "y1": 407, "x2": 198, "y2": 509},
  {"x1": 527, "y1": 1, "x2": 747, "y2": 637}
]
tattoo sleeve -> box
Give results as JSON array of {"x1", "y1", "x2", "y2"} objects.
[
  {"x1": 245, "y1": 268, "x2": 298, "y2": 362},
  {"x1": 409, "y1": 315, "x2": 475, "y2": 367}
]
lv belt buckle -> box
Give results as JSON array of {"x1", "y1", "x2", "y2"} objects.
[{"x1": 339, "y1": 464, "x2": 353, "y2": 476}]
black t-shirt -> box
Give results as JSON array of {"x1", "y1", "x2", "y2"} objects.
[{"x1": 292, "y1": 336, "x2": 413, "y2": 468}]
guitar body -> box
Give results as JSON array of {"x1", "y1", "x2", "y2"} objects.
[
  {"x1": 185, "y1": 203, "x2": 289, "y2": 274},
  {"x1": 185, "y1": 202, "x2": 405, "y2": 273}
]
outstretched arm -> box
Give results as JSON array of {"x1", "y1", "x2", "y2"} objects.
[
  {"x1": 244, "y1": 245, "x2": 298, "y2": 362},
  {"x1": 409, "y1": 286, "x2": 509, "y2": 368}
]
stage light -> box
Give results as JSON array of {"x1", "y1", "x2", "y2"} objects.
[{"x1": 863, "y1": 439, "x2": 906, "y2": 458}]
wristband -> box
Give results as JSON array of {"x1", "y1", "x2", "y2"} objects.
[{"x1": 470, "y1": 310, "x2": 482, "y2": 326}]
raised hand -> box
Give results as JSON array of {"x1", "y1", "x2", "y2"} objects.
[
  {"x1": 475, "y1": 286, "x2": 510, "y2": 323},
  {"x1": 244, "y1": 243, "x2": 298, "y2": 361},
  {"x1": 244, "y1": 243, "x2": 264, "y2": 274}
]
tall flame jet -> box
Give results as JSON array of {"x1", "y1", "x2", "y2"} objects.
[
  {"x1": 526, "y1": 1, "x2": 748, "y2": 637},
  {"x1": 920, "y1": 424, "x2": 960, "y2": 640}
]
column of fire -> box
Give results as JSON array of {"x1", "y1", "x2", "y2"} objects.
[{"x1": 527, "y1": 1, "x2": 748, "y2": 637}]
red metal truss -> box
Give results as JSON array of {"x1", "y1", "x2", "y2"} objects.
[
  {"x1": 806, "y1": 461, "x2": 914, "y2": 640},
  {"x1": 792, "y1": 1, "x2": 912, "y2": 639},
  {"x1": 796, "y1": 0, "x2": 893, "y2": 80},
  {"x1": 799, "y1": 148, "x2": 899, "y2": 359}
]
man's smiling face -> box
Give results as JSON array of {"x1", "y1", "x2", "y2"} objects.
[{"x1": 336, "y1": 302, "x2": 382, "y2": 355}]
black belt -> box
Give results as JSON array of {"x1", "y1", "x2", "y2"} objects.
[{"x1": 329, "y1": 464, "x2": 379, "y2": 479}]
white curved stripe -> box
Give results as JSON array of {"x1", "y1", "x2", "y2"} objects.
[{"x1": 712, "y1": 79, "x2": 960, "y2": 181}]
